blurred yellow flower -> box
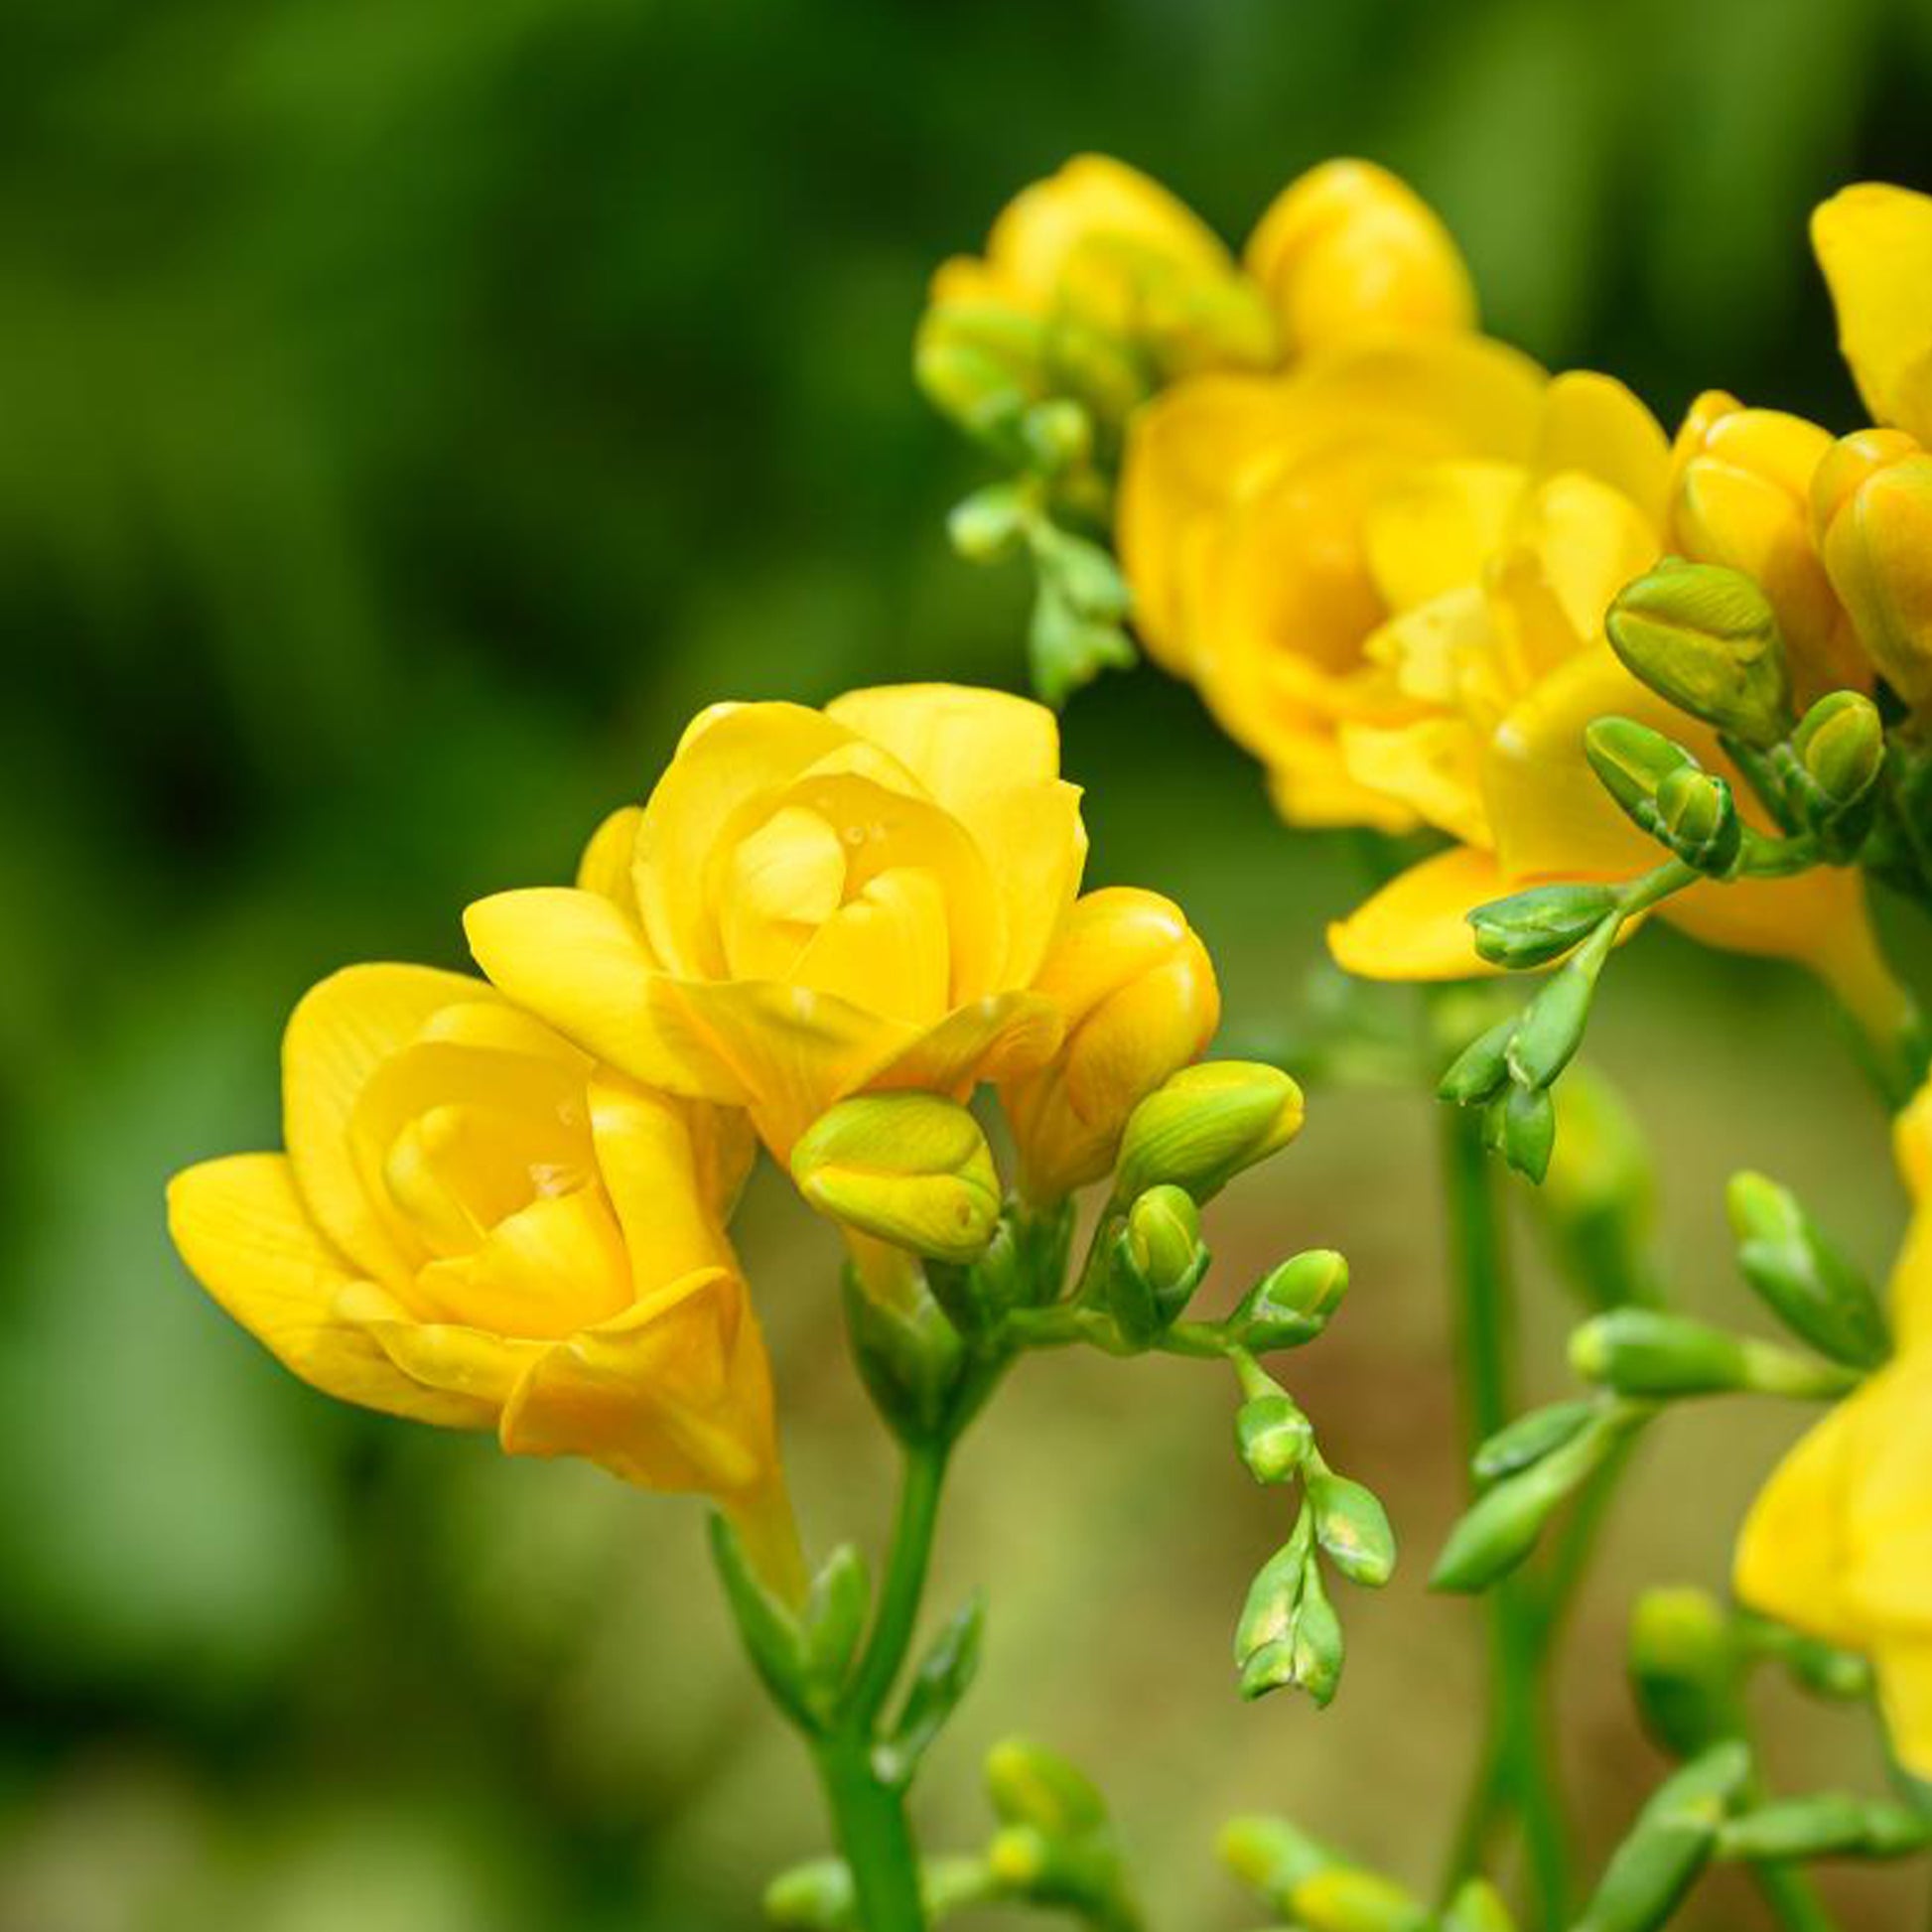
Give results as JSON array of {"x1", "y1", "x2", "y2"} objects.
[
  {"x1": 167, "y1": 965, "x2": 800, "y2": 1589},
  {"x1": 1735, "y1": 1083, "x2": 1932, "y2": 1778},
  {"x1": 466, "y1": 684, "x2": 1084, "y2": 1160},
  {"x1": 1813, "y1": 182, "x2": 1932, "y2": 451},
  {"x1": 999, "y1": 886, "x2": 1220, "y2": 1201}
]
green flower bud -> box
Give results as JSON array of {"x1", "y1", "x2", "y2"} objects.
[
  {"x1": 1020, "y1": 398, "x2": 1093, "y2": 477},
  {"x1": 1468, "y1": 884, "x2": 1620, "y2": 969},
  {"x1": 792, "y1": 1095, "x2": 1001, "y2": 1263},
  {"x1": 1472, "y1": 1398, "x2": 1597, "y2": 1484},
  {"x1": 1433, "y1": 1409, "x2": 1626, "y2": 1592},
  {"x1": 1587, "y1": 716, "x2": 1702, "y2": 824},
  {"x1": 1115, "y1": 1060, "x2": 1304, "y2": 1203},
  {"x1": 1443, "y1": 1877, "x2": 1518, "y2": 1932},
  {"x1": 1231, "y1": 1249, "x2": 1350, "y2": 1351},
  {"x1": 1652, "y1": 765, "x2": 1742, "y2": 874},
  {"x1": 763, "y1": 1859, "x2": 855, "y2": 1929},
  {"x1": 1241, "y1": 1565, "x2": 1343, "y2": 1707},
  {"x1": 1219, "y1": 1815, "x2": 1329, "y2": 1903},
  {"x1": 1485, "y1": 1082, "x2": 1556, "y2": 1184},
  {"x1": 1727, "y1": 1171, "x2": 1889, "y2": 1369},
  {"x1": 1438, "y1": 1013, "x2": 1519, "y2": 1106},
  {"x1": 1569, "y1": 1309, "x2": 1857, "y2": 1400},
  {"x1": 1126, "y1": 1184, "x2": 1205, "y2": 1316},
  {"x1": 1572, "y1": 1742, "x2": 1750, "y2": 1932},
  {"x1": 1290, "y1": 1867, "x2": 1431, "y2": 1932},
  {"x1": 1235, "y1": 1538, "x2": 1307, "y2": 1671},
  {"x1": 1792, "y1": 689, "x2": 1885, "y2": 809},
  {"x1": 1029, "y1": 582, "x2": 1135, "y2": 709},
  {"x1": 1236, "y1": 1392, "x2": 1312, "y2": 1484},
  {"x1": 984, "y1": 1736, "x2": 1109, "y2": 1839},
  {"x1": 1606, "y1": 558, "x2": 1794, "y2": 749},
  {"x1": 946, "y1": 482, "x2": 1030, "y2": 564},
  {"x1": 1507, "y1": 951, "x2": 1604, "y2": 1092},
  {"x1": 1628, "y1": 1586, "x2": 1741, "y2": 1758},
  {"x1": 1717, "y1": 1795, "x2": 1932, "y2": 1863},
  {"x1": 1307, "y1": 1468, "x2": 1396, "y2": 1588}
]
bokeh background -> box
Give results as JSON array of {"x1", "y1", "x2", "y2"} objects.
[{"x1": 7, "y1": 1, "x2": 1932, "y2": 1926}]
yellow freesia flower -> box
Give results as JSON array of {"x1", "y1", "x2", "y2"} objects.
[
  {"x1": 999, "y1": 886, "x2": 1220, "y2": 1201},
  {"x1": 1813, "y1": 183, "x2": 1932, "y2": 450},
  {"x1": 1664, "y1": 389, "x2": 1867, "y2": 702},
  {"x1": 167, "y1": 964, "x2": 801, "y2": 1593},
  {"x1": 465, "y1": 684, "x2": 1085, "y2": 1161},
  {"x1": 1736, "y1": 1082, "x2": 1932, "y2": 1777}
]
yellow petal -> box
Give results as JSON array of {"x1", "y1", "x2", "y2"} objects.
[
  {"x1": 792, "y1": 866, "x2": 953, "y2": 1025},
  {"x1": 1117, "y1": 372, "x2": 1304, "y2": 669},
  {"x1": 826, "y1": 682, "x2": 1088, "y2": 988},
  {"x1": 1340, "y1": 716, "x2": 1490, "y2": 847},
  {"x1": 464, "y1": 888, "x2": 741, "y2": 1104},
  {"x1": 282, "y1": 964, "x2": 492, "y2": 1286},
  {"x1": 637, "y1": 701, "x2": 857, "y2": 976},
  {"x1": 1365, "y1": 461, "x2": 1524, "y2": 613},
  {"x1": 167, "y1": 1154, "x2": 492, "y2": 1428},
  {"x1": 1530, "y1": 371, "x2": 1671, "y2": 526},
  {"x1": 720, "y1": 803, "x2": 850, "y2": 981},
  {"x1": 1836, "y1": 1354, "x2": 1932, "y2": 1634},
  {"x1": 1875, "y1": 1638, "x2": 1932, "y2": 1781},
  {"x1": 1890, "y1": 1083, "x2": 1932, "y2": 1353},
  {"x1": 576, "y1": 804, "x2": 647, "y2": 916},
  {"x1": 869, "y1": 991, "x2": 1064, "y2": 1101},
  {"x1": 1813, "y1": 183, "x2": 1932, "y2": 447},
  {"x1": 588, "y1": 1071, "x2": 747, "y2": 1286},
  {"x1": 411, "y1": 1186, "x2": 633, "y2": 1338},
  {"x1": 1325, "y1": 846, "x2": 1509, "y2": 981},
  {"x1": 499, "y1": 1268, "x2": 778, "y2": 1498},
  {"x1": 1733, "y1": 1399, "x2": 1859, "y2": 1645},
  {"x1": 337, "y1": 1282, "x2": 539, "y2": 1409}
]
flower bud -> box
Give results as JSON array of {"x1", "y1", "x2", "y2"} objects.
[
  {"x1": 1115, "y1": 1060, "x2": 1304, "y2": 1204},
  {"x1": 1790, "y1": 689, "x2": 1885, "y2": 813},
  {"x1": 947, "y1": 481, "x2": 1030, "y2": 563},
  {"x1": 1628, "y1": 1586, "x2": 1741, "y2": 1758},
  {"x1": 1438, "y1": 1012, "x2": 1518, "y2": 1106},
  {"x1": 792, "y1": 1095, "x2": 1001, "y2": 1263},
  {"x1": 1718, "y1": 1795, "x2": 1932, "y2": 1863},
  {"x1": 1467, "y1": 883, "x2": 1620, "y2": 969},
  {"x1": 1657, "y1": 765, "x2": 1743, "y2": 873},
  {"x1": 1443, "y1": 1877, "x2": 1517, "y2": 1932},
  {"x1": 1236, "y1": 1392, "x2": 1312, "y2": 1484},
  {"x1": 1569, "y1": 1309, "x2": 1855, "y2": 1400},
  {"x1": 1001, "y1": 888, "x2": 1220, "y2": 1201},
  {"x1": 1814, "y1": 429, "x2": 1932, "y2": 707},
  {"x1": 1291, "y1": 1869, "x2": 1432, "y2": 1932},
  {"x1": 1605, "y1": 559, "x2": 1794, "y2": 749},
  {"x1": 1585, "y1": 716, "x2": 1701, "y2": 824},
  {"x1": 1506, "y1": 952, "x2": 1604, "y2": 1093},
  {"x1": 913, "y1": 303, "x2": 1043, "y2": 440},
  {"x1": 1484, "y1": 1083, "x2": 1556, "y2": 1184},
  {"x1": 1244, "y1": 158, "x2": 1475, "y2": 357},
  {"x1": 1106, "y1": 1183, "x2": 1207, "y2": 1343},
  {"x1": 1220, "y1": 1815, "x2": 1329, "y2": 1903},
  {"x1": 1240, "y1": 1563, "x2": 1343, "y2": 1707},
  {"x1": 1307, "y1": 1468, "x2": 1396, "y2": 1588},
  {"x1": 840, "y1": 1268, "x2": 967, "y2": 1446},
  {"x1": 763, "y1": 1860, "x2": 854, "y2": 1929},
  {"x1": 985, "y1": 1736, "x2": 1109, "y2": 1839},
  {"x1": 1667, "y1": 393, "x2": 1856, "y2": 697},
  {"x1": 1230, "y1": 1249, "x2": 1350, "y2": 1351},
  {"x1": 1471, "y1": 1398, "x2": 1597, "y2": 1484},
  {"x1": 1572, "y1": 1741, "x2": 1748, "y2": 1932},
  {"x1": 1726, "y1": 1171, "x2": 1889, "y2": 1369}
]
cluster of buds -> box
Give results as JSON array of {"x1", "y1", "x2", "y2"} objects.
[
  {"x1": 1433, "y1": 1165, "x2": 1886, "y2": 1597},
  {"x1": 764, "y1": 1735, "x2": 1140, "y2": 1930}
]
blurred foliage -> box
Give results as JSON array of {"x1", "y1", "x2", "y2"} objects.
[{"x1": 4, "y1": 0, "x2": 1932, "y2": 1926}]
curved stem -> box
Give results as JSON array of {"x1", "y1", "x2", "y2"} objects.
[
  {"x1": 1439, "y1": 1101, "x2": 1571, "y2": 1922},
  {"x1": 850, "y1": 1438, "x2": 950, "y2": 1729}
]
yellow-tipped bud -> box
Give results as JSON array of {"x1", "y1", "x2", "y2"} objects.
[
  {"x1": 1813, "y1": 428, "x2": 1932, "y2": 708},
  {"x1": 1001, "y1": 888, "x2": 1220, "y2": 1201},
  {"x1": 1605, "y1": 558, "x2": 1793, "y2": 748},
  {"x1": 1244, "y1": 158, "x2": 1475, "y2": 357},
  {"x1": 1115, "y1": 1060, "x2": 1304, "y2": 1203},
  {"x1": 1666, "y1": 392, "x2": 1859, "y2": 698},
  {"x1": 791, "y1": 1094, "x2": 1000, "y2": 1263}
]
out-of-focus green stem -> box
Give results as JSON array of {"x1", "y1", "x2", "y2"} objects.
[{"x1": 1439, "y1": 1100, "x2": 1571, "y2": 1923}]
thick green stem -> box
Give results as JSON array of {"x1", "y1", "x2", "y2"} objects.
[
  {"x1": 850, "y1": 1439, "x2": 950, "y2": 1728},
  {"x1": 1440, "y1": 1101, "x2": 1571, "y2": 1922},
  {"x1": 812, "y1": 1730, "x2": 928, "y2": 1932}
]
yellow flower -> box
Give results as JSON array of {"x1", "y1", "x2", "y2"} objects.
[
  {"x1": 999, "y1": 887, "x2": 1220, "y2": 1201},
  {"x1": 1664, "y1": 389, "x2": 1866, "y2": 701},
  {"x1": 1813, "y1": 183, "x2": 1932, "y2": 450},
  {"x1": 1293, "y1": 371, "x2": 1901, "y2": 1030},
  {"x1": 167, "y1": 965, "x2": 801, "y2": 1590},
  {"x1": 1812, "y1": 427, "x2": 1932, "y2": 710},
  {"x1": 1244, "y1": 158, "x2": 1475, "y2": 357},
  {"x1": 918, "y1": 154, "x2": 1274, "y2": 430},
  {"x1": 465, "y1": 684, "x2": 1085, "y2": 1161}
]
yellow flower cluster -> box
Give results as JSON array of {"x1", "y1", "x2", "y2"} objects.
[
  {"x1": 1735, "y1": 1077, "x2": 1932, "y2": 1778},
  {"x1": 168, "y1": 685, "x2": 1222, "y2": 1580}
]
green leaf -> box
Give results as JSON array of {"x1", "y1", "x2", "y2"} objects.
[{"x1": 879, "y1": 1591, "x2": 986, "y2": 1785}]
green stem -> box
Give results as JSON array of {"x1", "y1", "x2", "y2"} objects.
[
  {"x1": 1439, "y1": 1101, "x2": 1571, "y2": 1922},
  {"x1": 812, "y1": 1729, "x2": 928, "y2": 1932},
  {"x1": 1747, "y1": 1852, "x2": 1839, "y2": 1932},
  {"x1": 850, "y1": 1438, "x2": 950, "y2": 1729}
]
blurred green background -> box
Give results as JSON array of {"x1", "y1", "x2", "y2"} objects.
[{"x1": 6, "y1": 0, "x2": 1932, "y2": 1926}]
